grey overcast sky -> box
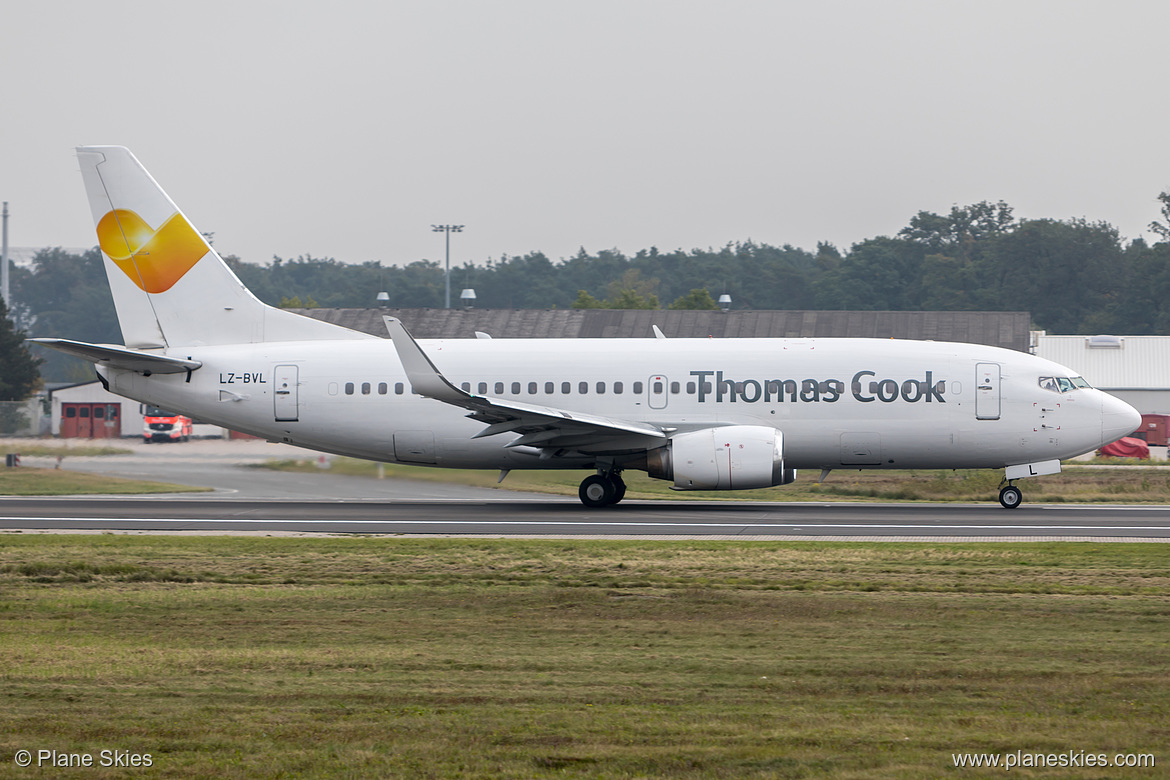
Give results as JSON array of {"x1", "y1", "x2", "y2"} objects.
[{"x1": 2, "y1": 0, "x2": 1167, "y2": 269}]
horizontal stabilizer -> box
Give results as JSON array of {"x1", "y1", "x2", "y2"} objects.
[{"x1": 29, "y1": 338, "x2": 202, "y2": 374}]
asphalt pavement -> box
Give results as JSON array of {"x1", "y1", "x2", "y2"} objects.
[{"x1": 3, "y1": 438, "x2": 1169, "y2": 540}]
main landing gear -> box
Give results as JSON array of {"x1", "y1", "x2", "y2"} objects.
[{"x1": 579, "y1": 471, "x2": 627, "y2": 508}]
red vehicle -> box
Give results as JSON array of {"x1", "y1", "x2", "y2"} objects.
[
  {"x1": 1130, "y1": 414, "x2": 1169, "y2": 447},
  {"x1": 142, "y1": 405, "x2": 192, "y2": 443}
]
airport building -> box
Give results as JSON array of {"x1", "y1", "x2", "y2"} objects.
[{"x1": 1031, "y1": 334, "x2": 1170, "y2": 415}]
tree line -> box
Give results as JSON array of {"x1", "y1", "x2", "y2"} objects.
[{"x1": 10, "y1": 196, "x2": 1170, "y2": 383}]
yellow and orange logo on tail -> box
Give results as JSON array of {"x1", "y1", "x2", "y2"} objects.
[{"x1": 96, "y1": 209, "x2": 208, "y2": 293}]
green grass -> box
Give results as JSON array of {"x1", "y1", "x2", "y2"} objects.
[
  {"x1": 0, "y1": 468, "x2": 209, "y2": 495},
  {"x1": 258, "y1": 456, "x2": 1170, "y2": 503},
  {"x1": 0, "y1": 443, "x2": 133, "y2": 456},
  {"x1": 0, "y1": 537, "x2": 1166, "y2": 778}
]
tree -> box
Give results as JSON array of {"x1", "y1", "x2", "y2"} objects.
[
  {"x1": 607, "y1": 288, "x2": 659, "y2": 309},
  {"x1": 1149, "y1": 191, "x2": 1170, "y2": 242},
  {"x1": 812, "y1": 237, "x2": 925, "y2": 310},
  {"x1": 0, "y1": 296, "x2": 42, "y2": 401},
  {"x1": 570, "y1": 290, "x2": 605, "y2": 309},
  {"x1": 279, "y1": 295, "x2": 318, "y2": 309},
  {"x1": 899, "y1": 200, "x2": 1015, "y2": 253},
  {"x1": 668, "y1": 288, "x2": 720, "y2": 310},
  {"x1": 16, "y1": 248, "x2": 121, "y2": 383},
  {"x1": 982, "y1": 218, "x2": 1124, "y2": 333}
]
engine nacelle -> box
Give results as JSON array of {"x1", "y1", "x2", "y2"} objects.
[{"x1": 645, "y1": 425, "x2": 795, "y2": 490}]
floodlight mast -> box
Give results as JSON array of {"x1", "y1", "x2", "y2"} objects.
[
  {"x1": 431, "y1": 224, "x2": 464, "y2": 309},
  {"x1": 1, "y1": 202, "x2": 8, "y2": 310}
]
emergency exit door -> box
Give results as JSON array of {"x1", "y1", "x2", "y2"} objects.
[
  {"x1": 648, "y1": 375, "x2": 668, "y2": 409},
  {"x1": 274, "y1": 365, "x2": 299, "y2": 421},
  {"x1": 975, "y1": 362, "x2": 1000, "y2": 420}
]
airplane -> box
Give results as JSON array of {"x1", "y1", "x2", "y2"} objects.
[{"x1": 33, "y1": 146, "x2": 1141, "y2": 509}]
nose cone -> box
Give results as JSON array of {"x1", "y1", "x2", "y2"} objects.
[{"x1": 1100, "y1": 393, "x2": 1142, "y2": 446}]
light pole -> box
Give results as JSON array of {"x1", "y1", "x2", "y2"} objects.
[{"x1": 431, "y1": 224, "x2": 463, "y2": 309}]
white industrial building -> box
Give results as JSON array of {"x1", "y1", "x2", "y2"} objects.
[{"x1": 1032, "y1": 334, "x2": 1170, "y2": 414}]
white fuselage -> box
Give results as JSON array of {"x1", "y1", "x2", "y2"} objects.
[{"x1": 99, "y1": 336, "x2": 1135, "y2": 474}]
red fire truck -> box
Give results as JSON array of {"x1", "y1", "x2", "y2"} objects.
[{"x1": 142, "y1": 405, "x2": 193, "y2": 443}]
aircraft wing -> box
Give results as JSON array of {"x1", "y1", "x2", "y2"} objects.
[
  {"x1": 29, "y1": 338, "x2": 202, "y2": 375},
  {"x1": 383, "y1": 316, "x2": 666, "y2": 451}
]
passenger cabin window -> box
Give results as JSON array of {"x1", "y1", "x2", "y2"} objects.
[
  {"x1": 362, "y1": 382, "x2": 371, "y2": 395},
  {"x1": 613, "y1": 381, "x2": 623, "y2": 394},
  {"x1": 478, "y1": 382, "x2": 487, "y2": 394},
  {"x1": 528, "y1": 382, "x2": 538, "y2": 394},
  {"x1": 634, "y1": 381, "x2": 644, "y2": 394},
  {"x1": 561, "y1": 382, "x2": 571, "y2": 394},
  {"x1": 686, "y1": 382, "x2": 696, "y2": 394},
  {"x1": 345, "y1": 382, "x2": 355, "y2": 395},
  {"x1": 596, "y1": 382, "x2": 606, "y2": 394},
  {"x1": 670, "y1": 381, "x2": 680, "y2": 394},
  {"x1": 395, "y1": 383, "x2": 404, "y2": 395},
  {"x1": 511, "y1": 382, "x2": 521, "y2": 394},
  {"x1": 579, "y1": 382, "x2": 588, "y2": 394},
  {"x1": 495, "y1": 382, "x2": 504, "y2": 394},
  {"x1": 545, "y1": 381, "x2": 555, "y2": 394},
  {"x1": 378, "y1": 382, "x2": 388, "y2": 395}
]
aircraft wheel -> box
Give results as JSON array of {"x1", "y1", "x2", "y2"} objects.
[
  {"x1": 998, "y1": 485, "x2": 1023, "y2": 509},
  {"x1": 610, "y1": 475, "x2": 627, "y2": 504},
  {"x1": 579, "y1": 474, "x2": 615, "y2": 508}
]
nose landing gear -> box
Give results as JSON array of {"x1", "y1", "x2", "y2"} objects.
[
  {"x1": 998, "y1": 482, "x2": 1023, "y2": 509},
  {"x1": 579, "y1": 470, "x2": 627, "y2": 507}
]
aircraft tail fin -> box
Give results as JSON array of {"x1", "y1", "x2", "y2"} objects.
[{"x1": 76, "y1": 146, "x2": 365, "y2": 348}]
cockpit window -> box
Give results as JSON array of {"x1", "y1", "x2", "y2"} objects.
[{"x1": 1039, "y1": 376, "x2": 1090, "y2": 393}]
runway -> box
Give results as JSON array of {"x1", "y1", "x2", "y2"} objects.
[
  {"x1": 2, "y1": 496, "x2": 1169, "y2": 540},
  {"x1": 4, "y1": 439, "x2": 1168, "y2": 540}
]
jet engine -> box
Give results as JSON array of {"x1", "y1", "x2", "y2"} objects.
[{"x1": 645, "y1": 425, "x2": 795, "y2": 490}]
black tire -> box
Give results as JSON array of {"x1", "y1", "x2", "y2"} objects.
[
  {"x1": 999, "y1": 485, "x2": 1023, "y2": 509},
  {"x1": 579, "y1": 474, "x2": 615, "y2": 508},
  {"x1": 609, "y1": 475, "x2": 627, "y2": 504}
]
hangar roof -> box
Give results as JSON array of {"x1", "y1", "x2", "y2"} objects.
[{"x1": 291, "y1": 308, "x2": 1032, "y2": 351}]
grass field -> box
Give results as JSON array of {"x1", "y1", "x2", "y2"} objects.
[
  {"x1": 0, "y1": 536, "x2": 1166, "y2": 778},
  {"x1": 0, "y1": 468, "x2": 209, "y2": 496},
  {"x1": 0, "y1": 443, "x2": 133, "y2": 457},
  {"x1": 259, "y1": 456, "x2": 1170, "y2": 504}
]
